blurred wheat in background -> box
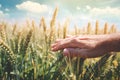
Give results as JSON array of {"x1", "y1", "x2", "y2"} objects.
[{"x1": 0, "y1": 8, "x2": 120, "y2": 80}]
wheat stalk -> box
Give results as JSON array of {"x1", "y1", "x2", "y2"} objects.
[
  {"x1": 57, "y1": 22, "x2": 61, "y2": 38},
  {"x1": 109, "y1": 24, "x2": 117, "y2": 33},
  {"x1": 50, "y1": 7, "x2": 58, "y2": 28},
  {"x1": 49, "y1": 7, "x2": 58, "y2": 44},
  {"x1": 24, "y1": 29, "x2": 33, "y2": 54},
  {"x1": 104, "y1": 22, "x2": 108, "y2": 34},
  {"x1": 95, "y1": 20, "x2": 99, "y2": 34},
  {"x1": 74, "y1": 25, "x2": 78, "y2": 35},
  {"x1": 87, "y1": 22, "x2": 91, "y2": 34},
  {"x1": 12, "y1": 23, "x2": 17, "y2": 35},
  {"x1": 41, "y1": 17, "x2": 47, "y2": 33},
  {"x1": 63, "y1": 20, "x2": 69, "y2": 38}
]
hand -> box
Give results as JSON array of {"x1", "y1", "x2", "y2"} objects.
[{"x1": 51, "y1": 35, "x2": 111, "y2": 58}]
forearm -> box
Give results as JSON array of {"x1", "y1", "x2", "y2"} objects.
[{"x1": 105, "y1": 33, "x2": 120, "y2": 52}]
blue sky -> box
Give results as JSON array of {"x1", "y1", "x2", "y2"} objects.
[{"x1": 0, "y1": 0, "x2": 120, "y2": 30}]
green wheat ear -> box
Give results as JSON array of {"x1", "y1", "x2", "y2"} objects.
[
  {"x1": 0, "y1": 39, "x2": 16, "y2": 65},
  {"x1": 0, "y1": 24, "x2": 7, "y2": 42},
  {"x1": 19, "y1": 29, "x2": 33, "y2": 57},
  {"x1": 24, "y1": 29, "x2": 33, "y2": 53}
]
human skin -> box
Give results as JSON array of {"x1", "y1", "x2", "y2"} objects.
[{"x1": 51, "y1": 33, "x2": 120, "y2": 58}]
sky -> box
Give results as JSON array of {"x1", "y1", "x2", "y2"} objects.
[{"x1": 0, "y1": 0, "x2": 120, "y2": 30}]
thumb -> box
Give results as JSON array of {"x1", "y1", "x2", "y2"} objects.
[{"x1": 63, "y1": 48, "x2": 89, "y2": 58}]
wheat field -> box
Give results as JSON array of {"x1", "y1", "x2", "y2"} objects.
[{"x1": 0, "y1": 8, "x2": 120, "y2": 80}]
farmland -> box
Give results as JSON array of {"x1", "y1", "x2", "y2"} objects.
[{"x1": 0, "y1": 8, "x2": 120, "y2": 80}]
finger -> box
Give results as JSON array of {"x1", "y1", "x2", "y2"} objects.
[
  {"x1": 63, "y1": 48, "x2": 70, "y2": 56},
  {"x1": 51, "y1": 38, "x2": 88, "y2": 51},
  {"x1": 66, "y1": 48, "x2": 105, "y2": 58},
  {"x1": 51, "y1": 39, "x2": 72, "y2": 51},
  {"x1": 54, "y1": 36, "x2": 73, "y2": 43},
  {"x1": 63, "y1": 48, "x2": 81, "y2": 57},
  {"x1": 63, "y1": 48, "x2": 89, "y2": 58},
  {"x1": 51, "y1": 38, "x2": 65, "y2": 48}
]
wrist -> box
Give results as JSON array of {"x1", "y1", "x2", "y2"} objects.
[{"x1": 102, "y1": 33, "x2": 120, "y2": 52}]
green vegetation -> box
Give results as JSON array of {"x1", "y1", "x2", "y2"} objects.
[{"x1": 0, "y1": 8, "x2": 119, "y2": 80}]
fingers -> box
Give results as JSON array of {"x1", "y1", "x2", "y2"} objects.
[
  {"x1": 54, "y1": 35, "x2": 73, "y2": 43},
  {"x1": 51, "y1": 37, "x2": 69, "y2": 51},
  {"x1": 51, "y1": 35, "x2": 99, "y2": 51},
  {"x1": 63, "y1": 47, "x2": 106, "y2": 58},
  {"x1": 51, "y1": 38, "x2": 74, "y2": 51},
  {"x1": 52, "y1": 38, "x2": 71, "y2": 50},
  {"x1": 51, "y1": 35, "x2": 107, "y2": 58},
  {"x1": 63, "y1": 48, "x2": 70, "y2": 56},
  {"x1": 51, "y1": 36, "x2": 91, "y2": 51},
  {"x1": 63, "y1": 48, "x2": 88, "y2": 58}
]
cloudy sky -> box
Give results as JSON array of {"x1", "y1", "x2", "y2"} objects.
[{"x1": 0, "y1": 0, "x2": 120, "y2": 29}]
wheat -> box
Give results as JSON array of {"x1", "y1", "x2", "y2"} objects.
[
  {"x1": 41, "y1": 17, "x2": 47, "y2": 33},
  {"x1": 95, "y1": 20, "x2": 99, "y2": 34},
  {"x1": 87, "y1": 22, "x2": 91, "y2": 34},
  {"x1": 49, "y1": 8, "x2": 58, "y2": 44},
  {"x1": 104, "y1": 22, "x2": 108, "y2": 34},
  {"x1": 30, "y1": 45, "x2": 37, "y2": 80},
  {"x1": 63, "y1": 20, "x2": 68, "y2": 38},
  {"x1": 40, "y1": 17, "x2": 48, "y2": 43},
  {"x1": 74, "y1": 25, "x2": 78, "y2": 35},
  {"x1": 32, "y1": 20, "x2": 35, "y2": 29},
  {"x1": 12, "y1": 23, "x2": 17, "y2": 35},
  {"x1": 50, "y1": 7, "x2": 58, "y2": 28},
  {"x1": 0, "y1": 39, "x2": 15, "y2": 65},
  {"x1": 24, "y1": 29, "x2": 33, "y2": 54},
  {"x1": 0, "y1": 8, "x2": 119, "y2": 80},
  {"x1": 0, "y1": 24, "x2": 6, "y2": 42},
  {"x1": 57, "y1": 22, "x2": 61, "y2": 38},
  {"x1": 109, "y1": 24, "x2": 117, "y2": 33}
]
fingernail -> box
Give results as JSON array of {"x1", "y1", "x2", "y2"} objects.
[
  {"x1": 51, "y1": 47, "x2": 57, "y2": 51},
  {"x1": 63, "y1": 48, "x2": 70, "y2": 56}
]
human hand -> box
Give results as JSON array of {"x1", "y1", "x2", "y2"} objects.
[{"x1": 51, "y1": 35, "x2": 111, "y2": 58}]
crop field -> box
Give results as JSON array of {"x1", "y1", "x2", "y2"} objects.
[{"x1": 0, "y1": 8, "x2": 120, "y2": 80}]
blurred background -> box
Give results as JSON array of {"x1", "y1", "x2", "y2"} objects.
[{"x1": 0, "y1": 0, "x2": 120, "y2": 30}]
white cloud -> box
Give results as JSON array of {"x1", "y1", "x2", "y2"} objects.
[
  {"x1": 89, "y1": 6, "x2": 120, "y2": 16},
  {"x1": 16, "y1": 1, "x2": 50, "y2": 13}
]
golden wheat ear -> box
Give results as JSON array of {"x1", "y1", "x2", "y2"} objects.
[
  {"x1": 0, "y1": 24, "x2": 7, "y2": 42},
  {"x1": 104, "y1": 22, "x2": 108, "y2": 34},
  {"x1": 95, "y1": 20, "x2": 99, "y2": 34},
  {"x1": 0, "y1": 39, "x2": 16, "y2": 65},
  {"x1": 87, "y1": 22, "x2": 91, "y2": 34}
]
